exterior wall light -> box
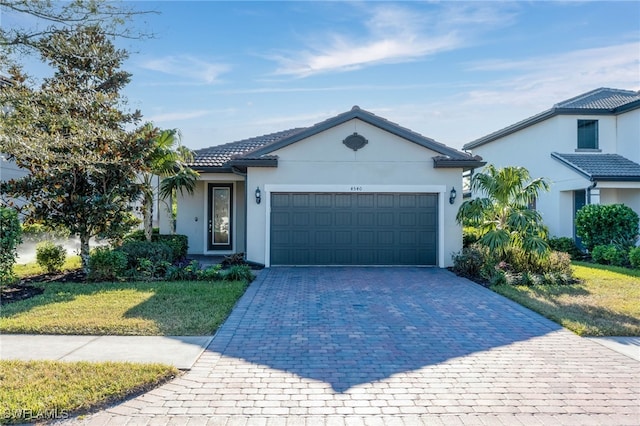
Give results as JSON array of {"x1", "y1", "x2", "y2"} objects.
[
  {"x1": 449, "y1": 187, "x2": 457, "y2": 205},
  {"x1": 255, "y1": 187, "x2": 262, "y2": 204}
]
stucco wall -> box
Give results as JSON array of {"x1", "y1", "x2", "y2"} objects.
[
  {"x1": 467, "y1": 113, "x2": 639, "y2": 238},
  {"x1": 245, "y1": 119, "x2": 463, "y2": 267},
  {"x1": 171, "y1": 173, "x2": 246, "y2": 255}
]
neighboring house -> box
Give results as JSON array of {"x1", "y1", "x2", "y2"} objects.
[
  {"x1": 463, "y1": 87, "x2": 640, "y2": 243},
  {"x1": 164, "y1": 106, "x2": 484, "y2": 267}
]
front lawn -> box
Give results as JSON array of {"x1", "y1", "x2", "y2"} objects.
[
  {"x1": 0, "y1": 280, "x2": 248, "y2": 335},
  {"x1": 0, "y1": 360, "x2": 177, "y2": 424},
  {"x1": 491, "y1": 263, "x2": 640, "y2": 336}
]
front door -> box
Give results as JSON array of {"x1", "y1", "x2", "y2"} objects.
[{"x1": 208, "y1": 184, "x2": 233, "y2": 251}]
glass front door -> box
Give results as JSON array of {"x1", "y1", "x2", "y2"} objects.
[{"x1": 208, "y1": 184, "x2": 233, "y2": 250}]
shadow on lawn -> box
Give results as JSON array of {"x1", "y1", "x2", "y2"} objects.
[{"x1": 206, "y1": 267, "x2": 565, "y2": 393}]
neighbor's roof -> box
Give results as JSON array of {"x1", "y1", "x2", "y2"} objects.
[
  {"x1": 551, "y1": 152, "x2": 640, "y2": 182},
  {"x1": 464, "y1": 88, "x2": 640, "y2": 150},
  {"x1": 191, "y1": 106, "x2": 485, "y2": 172}
]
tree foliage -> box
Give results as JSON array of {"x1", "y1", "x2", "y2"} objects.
[
  {"x1": 575, "y1": 203, "x2": 639, "y2": 252},
  {"x1": 456, "y1": 165, "x2": 551, "y2": 261},
  {"x1": 138, "y1": 126, "x2": 198, "y2": 241},
  {"x1": 0, "y1": 206, "x2": 21, "y2": 283},
  {"x1": 0, "y1": 25, "x2": 153, "y2": 271},
  {"x1": 0, "y1": 0, "x2": 153, "y2": 65}
]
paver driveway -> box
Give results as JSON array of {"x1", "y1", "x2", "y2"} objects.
[{"x1": 71, "y1": 268, "x2": 639, "y2": 425}]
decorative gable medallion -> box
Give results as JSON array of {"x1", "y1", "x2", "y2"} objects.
[{"x1": 343, "y1": 132, "x2": 368, "y2": 151}]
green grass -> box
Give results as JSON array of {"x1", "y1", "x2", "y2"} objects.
[
  {"x1": 12, "y1": 255, "x2": 82, "y2": 277},
  {"x1": 0, "y1": 280, "x2": 249, "y2": 335},
  {"x1": 491, "y1": 263, "x2": 640, "y2": 336},
  {"x1": 0, "y1": 360, "x2": 178, "y2": 424}
]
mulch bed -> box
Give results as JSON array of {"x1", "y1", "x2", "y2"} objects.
[{"x1": 0, "y1": 269, "x2": 86, "y2": 305}]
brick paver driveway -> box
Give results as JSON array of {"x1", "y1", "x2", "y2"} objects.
[{"x1": 72, "y1": 268, "x2": 639, "y2": 425}]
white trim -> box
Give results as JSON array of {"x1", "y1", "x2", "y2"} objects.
[{"x1": 263, "y1": 184, "x2": 447, "y2": 267}]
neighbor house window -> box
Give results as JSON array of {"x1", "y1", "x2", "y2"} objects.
[{"x1": 577, "y1": 119, "x2": 598, "y2": 149}]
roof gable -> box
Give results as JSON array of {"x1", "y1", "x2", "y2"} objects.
[
  {"x1": 191, "y1": 106, "x2": 484, "y2": 171},
  {"x1": 465, "y1": 88, "x2": 640, "y2": 150},
  {"x1": 245, "y1": 106, "x2": 471, "y2": 161}
]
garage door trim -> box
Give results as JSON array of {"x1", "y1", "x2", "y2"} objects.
[{"x1": 264, "y1": 184, "x2": 446, "y2": 267}]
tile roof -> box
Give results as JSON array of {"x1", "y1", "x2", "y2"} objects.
[
  {"x1": 189, "y1": 128, "x2": 306, "y2": 170},
  {"x1": 464, "y1": 87, "x2": 640, "y2": 150},
  {"x1": 191, "y1": 106, "x2": 485, "y2": 171},
  {"x1": 555, "y1": 88, "x2": 640, "y2": 110},
  {"x1": 551, "y1": 153, "x2": 640, "y2": 182}
]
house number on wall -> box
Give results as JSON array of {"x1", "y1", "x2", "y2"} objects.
[{"x1": 350, "y1": 186, "x2": 364, "y2": 192}]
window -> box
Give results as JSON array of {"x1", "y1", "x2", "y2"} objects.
[
  {"x1": 577, "y1": 119, "x2": 598, "y2": 149},
  {"x1": 208, "y1": 184, "x2": 233, "y2": 250}
]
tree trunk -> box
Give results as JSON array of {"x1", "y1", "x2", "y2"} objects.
[
  {"x1": 144, "y1": 191, "x2": 153, "y2": 242},
  {"x1": 79, "y1": 232, "x2": 91, "y2": 274}
]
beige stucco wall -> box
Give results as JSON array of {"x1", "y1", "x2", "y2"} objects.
[
  {"x1": 168, "y1": 173, "x2": 246, "y2": 255},
  {"x1": 245, "y1": 119, "x2": 463, "y2": 267}
]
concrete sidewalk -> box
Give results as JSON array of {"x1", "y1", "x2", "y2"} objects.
[{"x1": 0, "y1": 335, "x2": 213, "y2": 369}]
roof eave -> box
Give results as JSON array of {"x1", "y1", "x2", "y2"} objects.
[
  {"x1": 591, "y1": 176, "x2": 640, "y2": 182},
  {"x1": 227, "y1": 158, "x2": 278, "y2": 168},
  {"x1": 432, "y1": 156, "x2": 486, "y2": 170}
]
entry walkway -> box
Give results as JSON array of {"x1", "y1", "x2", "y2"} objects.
[{"x1": 47, "y1": 268, "x2": 640, "y2": 424}]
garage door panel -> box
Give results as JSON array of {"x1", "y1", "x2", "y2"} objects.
[
  {"x1": 315, "y1": 230, "x2": 333, "y2": 245},
  {"x1": 357, "y1": 212, "x2": 375, "y2": 226},
  {"x1": 314, "y1": 211, "x2": 332, "y2": 226},
  {"x1": 271, "y1": 192, "x2": 437, "y2": 265}
]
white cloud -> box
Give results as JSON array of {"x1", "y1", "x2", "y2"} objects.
[
  {"x1": 270, "y1": 5, "x2": 463, "y2": 77},
  {"x1": 463, "y1": 41, "x2": 640, "y2": 108},
  {"x1": 268, "y1": 3, "x2": 518, "y2": 78},
  {"x1": 139, "y1": 55, "x2": 231, "y2": 85}
]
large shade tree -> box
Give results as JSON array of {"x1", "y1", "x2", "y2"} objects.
[
  {"x1": 456, "y1": 165, "x2": 551, "y2": 262},
  {"x1": 0, "y1": 25, "x2": 153, "y2": 271}
]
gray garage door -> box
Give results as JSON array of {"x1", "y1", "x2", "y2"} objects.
[{"x1": 270, "y1": 192, "x2": 437, "y2": 265}]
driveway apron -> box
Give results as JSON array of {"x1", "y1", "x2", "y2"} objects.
[{"x1": 70, "y1": 267, "x2": 640, "y2": 425}]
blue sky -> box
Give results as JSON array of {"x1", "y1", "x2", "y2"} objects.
[{"x1": 7, "y1": 1, "x2": 640, "y2": 151}]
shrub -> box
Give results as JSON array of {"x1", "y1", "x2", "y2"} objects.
[
  {"x1": 0, "y1": 207, "x2": 21, "y2": 283},
  {"x1": 121, "y1": 231, "x2": 187, "y2": 262},
  {"x1": 117, "y1": 241, "x2": 174, "y2": 269},
  {"x1": 154, "y1": 234, "x2": 188, "y2": 261},
  {"x1": 165, "y1": 260, "x2": 201, "y2": 281},
  {"x1": 576, "y1": 204, "x2": 639, "y2": 251},
  {"x1": 451, "y1": 244, "x2": 493, "y2": 279},
  {"x1": 462, "y1": 226, "x2": 481, "y2": 248},
  {"x1": 591, "y1": 244, "x2": 629, "y2": 266},
  {"x1": 198, "y1": 264, "x2": 222, "y2": 281},
  {"x1": 222, "y1": 264, "x2": 254, "y2": 282},
  {"x1": 88, "y1": 247, "x2": 128, "y2": 282},
  {"x1": 629, "y1": 247, "x2": 640, "y2": 269},
  {"x1": 547, "y1": 236, "x2": 582, "y2": 259},
  {"x1": 35, "y1": 241, "x2": 66, "y2": 273}
]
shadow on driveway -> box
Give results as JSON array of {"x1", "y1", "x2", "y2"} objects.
[{"x1": 207, "y1": 267, "x2": 562, "y2": 392}]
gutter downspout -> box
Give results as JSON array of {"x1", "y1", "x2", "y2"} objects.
[
  {"x1": 587, "y1": 180, "x2": 597, "y2": 204},
  {"x1": 231, "y1": 166, "x2": 248, "y2": 257}
]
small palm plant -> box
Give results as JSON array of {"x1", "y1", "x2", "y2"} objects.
[
  {"x1": 456, "y1": 165, "x2": 551, "y2": 265},
  {"x1": 139, "y1": 126, "x2": 198, "y2": 240}
]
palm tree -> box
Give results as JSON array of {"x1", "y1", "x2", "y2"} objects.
[
  {"x1": 140, "y1": 126, "x2": 198, "y2": 241},
  {"x1": 456, "y1": 165, "x2": 550, "y2": 262}
]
